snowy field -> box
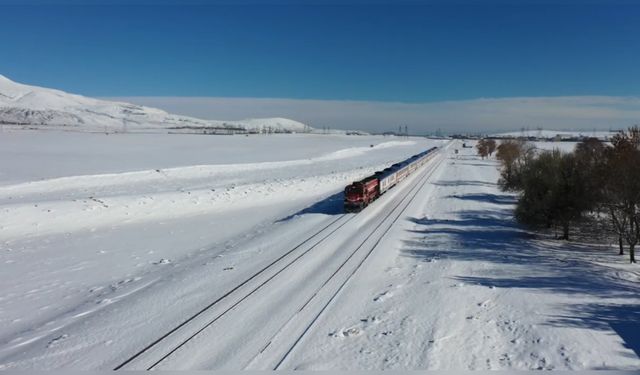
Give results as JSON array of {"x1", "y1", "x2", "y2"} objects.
[
  {"x1": 284, "y1": 143, "x2": 640, "y2": 370},
  {"x1": 0, "y1": 131, "x2": 403, "y2": 184},
  {"x1": 0, "y1": 131, "x2": 444, "y2": 369},
  {"x1": 0, "y1": 133, "x2": 638, "y2": 370},
  {"x1": 532, "y1": 141, "x2": 579, "y2": 152}
]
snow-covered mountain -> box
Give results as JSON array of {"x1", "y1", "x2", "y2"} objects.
[{"x1": 0, "y1": 75, "x2": 312, "y2": 133}]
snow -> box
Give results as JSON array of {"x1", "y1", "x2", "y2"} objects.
[
  {"x1": 532, "y1": 141, "x2": 582, "y2": 152},
  {"x1": 0, "y1": 134, "x2": 638, "y2": 370},
  {"x1": 0, "y1": 132, "x2": 414, "y2": 184},
  {"x1": 0, "y1": 132, "x2": 444, "y2": 369},
  {"x1": 279, "y1": 144, "x2": 640, "y2": 370},
  {"x1": 0, "y1": 75, "x2": 311, "y2": 133}
]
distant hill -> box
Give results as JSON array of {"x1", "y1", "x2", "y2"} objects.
[{"x1": 0, "y1": 75, "x2": 312, "y2": 133}]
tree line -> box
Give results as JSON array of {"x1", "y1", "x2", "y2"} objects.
[{"x1": 479, "y1": 127, "x2": 640, "y2": 264}]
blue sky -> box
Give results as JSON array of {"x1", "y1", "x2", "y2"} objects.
[{"x1": 1, "y1": 2, "x2": 639, "y2": 102}]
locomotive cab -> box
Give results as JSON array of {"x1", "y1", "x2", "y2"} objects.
[
  {"x1": 345, "y1": 184, "x2": 364, "y2": 199},
  {"x1": 344, "y1": 176, "x2": 380, "y2": 212},
  {"x1": 344, "y1": 183, "x2": 366, "y2": 212}
]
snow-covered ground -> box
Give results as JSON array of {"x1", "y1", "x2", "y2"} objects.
[
  {"x1": 0, "y1": 131, "x2": 411, "y2": 184},
  {"x1": 283, "y1": 143, "x2": 640, "y2": 370},
  {"x1": 0, "y1": 132, "x2": 444, "y2": 369},
  {"x1": 531, "y1": 141, "x2": 579, "y2": 152},
  {"x1": 0, "y1": 134, "x2": 638, "y2": 370}
]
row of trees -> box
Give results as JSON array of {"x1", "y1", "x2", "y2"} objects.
[{"x1": 484, "y1": 127, "x2": 640, "y2": 263}]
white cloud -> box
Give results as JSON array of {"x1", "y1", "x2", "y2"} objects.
[{"x1": 103, "y1": 96, "x2": 640, "y2": 134}]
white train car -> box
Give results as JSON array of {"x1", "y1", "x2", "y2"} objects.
[{"x1": 379, "y1": 147, "x2": 438, "y2": 194}]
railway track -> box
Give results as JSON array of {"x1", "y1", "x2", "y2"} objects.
[
  {"x1": 270, "y1": 150, "x2": 446, "y2": 369},
  {"x1": 113, "y1": 212, "x2": 358, "y2": 370},
  {"x1": 114, "y1": 147, "x2": 447, "y2": 371}
]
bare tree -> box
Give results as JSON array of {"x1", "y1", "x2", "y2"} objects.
[
  {"x1": 486, "y1": 139, "x2": 497, "y2": 156},
  {"x1": 603, "y1": 126, "x2": 640, "y2": 263},
  {"x1": 476, "y1": 139, "x2": 489, "y2": 159},
  {"x1": 496, "y1": 139, "x2": 534, "y2": 191},
  {"x1": 515, "y1": 150, "x2": 591, "y2": 240}
]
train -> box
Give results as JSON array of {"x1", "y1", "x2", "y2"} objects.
[{"x1": 344, "y1": 147, "x2": 439, "y2": 212}]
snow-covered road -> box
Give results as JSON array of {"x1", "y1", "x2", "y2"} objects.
[{"x1": 1, "y1": 134, "x2": 638, "y2": 370}]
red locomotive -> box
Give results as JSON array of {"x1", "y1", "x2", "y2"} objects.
[
  {"x1": 344, "y1": 147, "x2": 438, "y2": 212},
  {"x1": 344, "y1": 175, "x2": 380, "y2": 212}
]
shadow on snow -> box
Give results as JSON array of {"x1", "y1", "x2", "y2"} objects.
[
  {"x1": 401, "y1": 201, "x2": 640, "y2": 357},
  {"x1": 451, "y1": 162, "x2": 496, "y2": 167},
  {"x1": 549, "y1": 303, "x2": 640, "y2": 359},
  {"x1": 445, "y1": 193, "x2": 516, "y2": 205},
  {"x1": 432, "y1": 180, "x2": 498, "y2": 188},
  {"x1": 277, "y1": 191, "x2": 345, "y2": 222}
]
